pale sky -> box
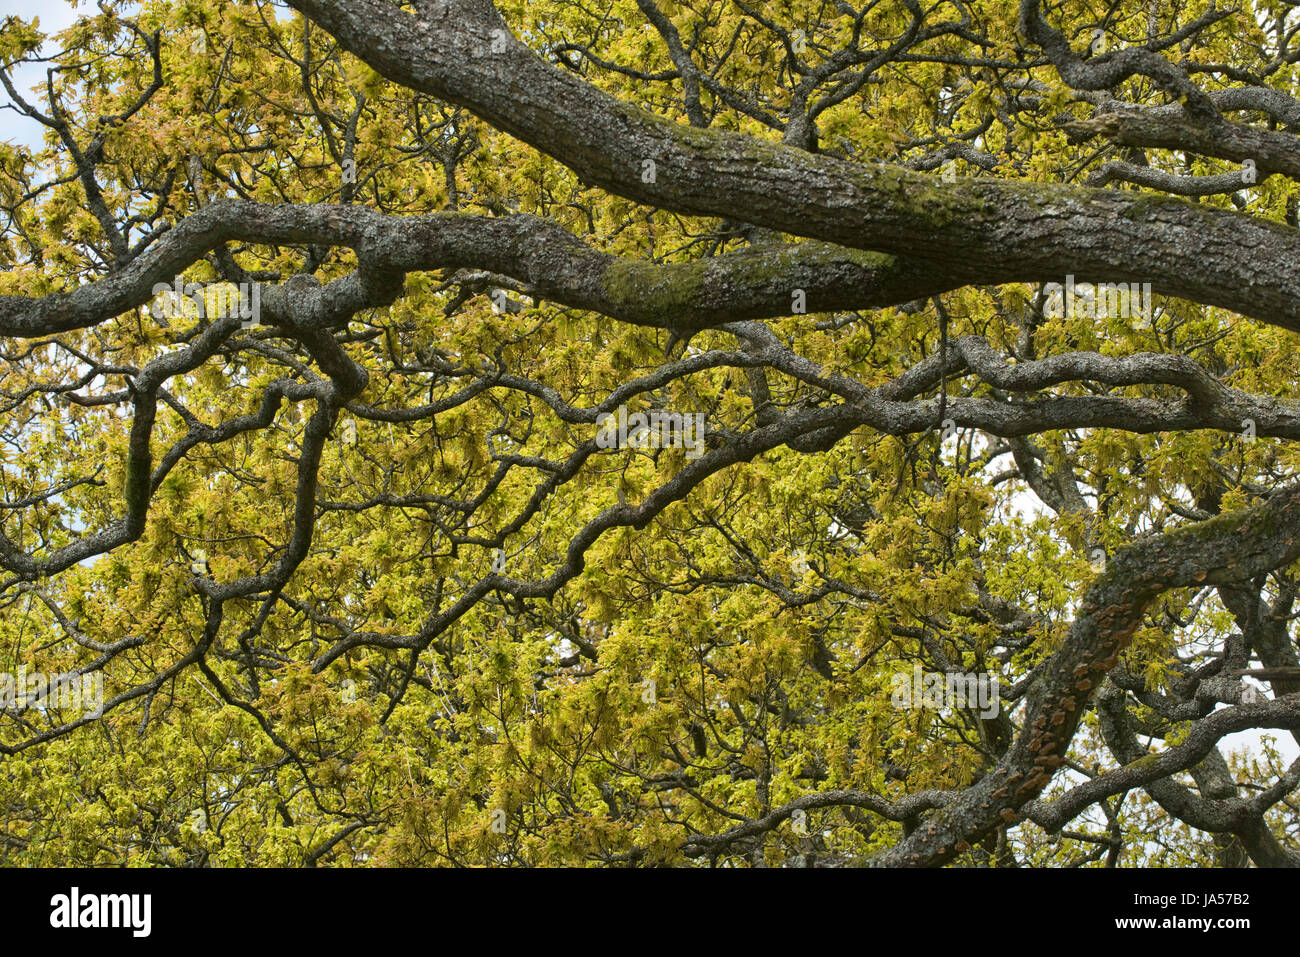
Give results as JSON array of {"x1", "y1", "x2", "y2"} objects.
[{"x1": 0, "y1": 0, "x2": 82, "y2": 149}]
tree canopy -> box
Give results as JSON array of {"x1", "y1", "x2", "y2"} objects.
[{"x1": 0, "y1": 0, "x2": 1298, "y2": 867}]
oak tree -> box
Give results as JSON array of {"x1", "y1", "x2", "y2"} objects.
[{"x1": 0, "y1": 0, "x2": 1298, "y2": 867}]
